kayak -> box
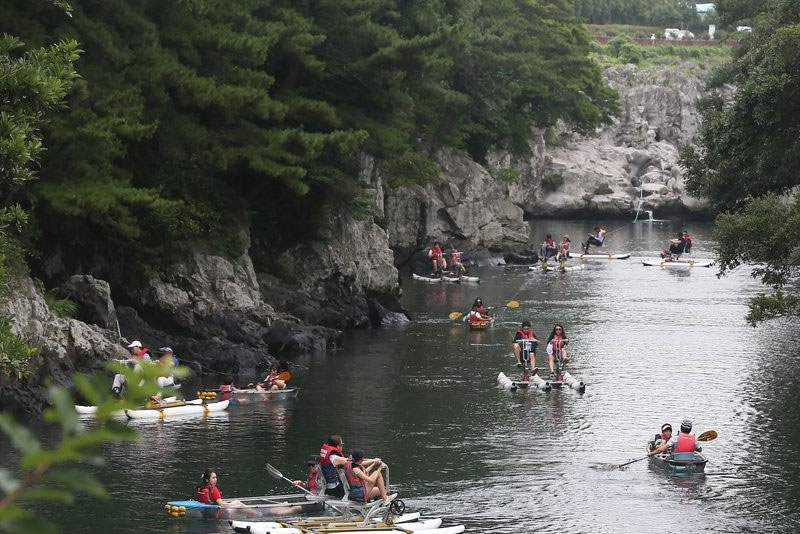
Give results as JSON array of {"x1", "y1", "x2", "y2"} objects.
[
  {"x1": 76, "y1": 396, "x2": 179, "y2": 415},
  {"x1": 165, "y1": 493, "x2": 322, "y2": 520},
  {"x1": 467, "y1": 319, "x2": 492, "y2": 330},
  {"x1": 529, "y1": 263, "x2": 585, "y2": 272},
  {"x1": 642, "y1": 259, "x2": 713, "y2": 268},
  {"x1": 231, "y1": 527, "x2": 463, "y2": 534},
  {"x1": 575, "y1": 253, "x2": 631, "y2": 261},
  {"x1": 230, "y1": 513, "x2": 425, "y2": 532},
  {"x1": 231, "y1": 388, "x2": 299, "y2": 401},
  {"x1": 411, "y1": 273, "x2": 480, "y2": 284},
  {"x1": 646, "y1": 441, "x2": 708, "y2": 474},
  {"x1": 125, "y1": 399, "x2": 229, "y2": 419},
  {"x1": 230, "y1": 518, "x2": 445, "y2": 534}
]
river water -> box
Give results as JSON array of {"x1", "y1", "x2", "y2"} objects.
[{"x1": 16, "y1": 220, "x2": 800, "y2": 533}]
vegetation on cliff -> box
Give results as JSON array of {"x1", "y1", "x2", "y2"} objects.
[
  {"x1": 682, "y1": 0, "x2": 800, "y2": 323},
  {"x1": 0, "y1": 0, "x2": 617, "y2": 291}
]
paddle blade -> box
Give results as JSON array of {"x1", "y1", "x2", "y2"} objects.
[
  {"x1": 507, "y1": 300, "x2": 520, "y2": 309},
  {"x1": 266, "y1": 463, "x2": 284, "y2": 480},
  {"x1": 698, "y1": 430, "x2": 718, "y2": 442},
  {"x1": 449, "y1": 312, "x2": 464, "y2": 320},
  {"x1": 276, "y1": 371, "x2": 291, "y2": 382}
]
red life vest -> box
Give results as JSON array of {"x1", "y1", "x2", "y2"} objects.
[
  {"x1": 319, "y1": 444, "x2": 344, "y2": 485},
  {"x1": 674, "y1": 432, "x2": 696, "y2": 453},
  {"x1": 343, "y1": 461, "x2": 363, "y2": 489},
  {"x1": 133, "y1": 348, "x2": 152, "y2": 359},
  {"x1": 219, "y1": 384, "x2": 233, "y2": 401},
  {"x1": 430, "y1": 246, "x2": 443, "y2": 260},
  {"x1": 451, "y1": 251, "x2": 461, "y2": 263},
  {"x1": 516, "y1": 329, "x2": 535, "y2": 339},
  {"x1": 551, "y1": 335, "x2": 565, "y2": 352},
  {"x1": 543, "y1": 239, "x2": 555, "y2": 247},
  {"x1": 560, "y1": 241, "x2": 570, "y2": 252},
  {"x1": 196, "y1": 484, "x2": 220, "y2": 504},
  {"x1": 307, "y1": 469, "x2": 318, "y2": 492}
]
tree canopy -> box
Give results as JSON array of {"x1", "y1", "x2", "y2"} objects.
[
  {"x1": 1, "y1": 0, "x2": 616, "y2": 287},
  {"x1": 681, "y1": 0, "x2": 800, "y2": 324}
]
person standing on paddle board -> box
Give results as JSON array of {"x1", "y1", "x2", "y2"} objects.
[
  {"x1": 196, "y1": 469, "x2": 246, "y2": 507},
  {"x1": 546, "y1": 324, "x2": 569, "y2": 379},
  {"x1": 428, "y1": 242, "x2": 447, "y2": 275},
  {"x1": 582, "y1": 226, "x2": 606, "y2": 254},
  {"x1": 540, "y1": 234, "x2": 557, "y2": 261},
  {"x1": 512, "y1": 321, "x2": 538, "y2": 370}
]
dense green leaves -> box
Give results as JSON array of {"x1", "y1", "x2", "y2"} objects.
[
  {"x1": 574, "y1": 0, "x2": 699, "y2": 27},
  {"x1": 682, "y1": 0, "x2": 800, "y2": 323}
]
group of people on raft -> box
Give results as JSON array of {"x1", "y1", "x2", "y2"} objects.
[
  {"x1": 111, "y1": 340, "x2": 180, "y2": 398},
  {"x1": 428, "y1": 242, "x2": 466, "y2": 278},
  {"x1": 648, "y1": 420, "x2": 703, "y2": 456},
  {"x1": 216, "y1": 363, "x2": 290, "y2": 401},
  {"x1": 539, "y1": 227, "x2": 607, "y2": 262},
  {"x1": 512, "y1": 321, "x2": 569, "y2": 380},
  {"x1": 194, "y1": 435, "x2": 391, "y2": 509}
]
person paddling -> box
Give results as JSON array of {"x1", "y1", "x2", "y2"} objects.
[
  {"x1": 255, "y1": 364, "x2": 286, "y2": 392},
  {"x1": 218, "y1": 376, "x2": 237, "y2": 401},
  {"x1": 292, "y1": 455, "x2": 321, "y2": 493},
  {"x1": 428, "y1": 242, "x2": 447, "y2": 276},
  {"x1": 649, "y1": 420, "x2": 702, "y2": 456},
  {"x1": 196, "y1": 469, "x2": 245, "y2": 507},
  {"x1": 650, "y1": 423, "x2": 673, "y2": 451},
  {"x1": 464, "y1": 297, "x2": 491, "y2": 325},
  {"x1": 661, "y1": 231, "x2": 692, "y2": 261},
  {"x1": 582, "y1": 226, "x2": 606, "y2": 254},
  {"x1": 512, "y1": 321, "x2": 538, "y2": 372}
]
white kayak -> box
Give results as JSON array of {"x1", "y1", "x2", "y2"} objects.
[
  {"x1": 76, "y1": 396, "x2": 179, "y2": 415},
  {"x1": 230, "y1": 518, "x2": 445, "y2": 534},
  {"x1": 230, "y1": 513, "x2": 423, "y2": 532},
  {"x1": 529, "y1": 263, "x2": 585, "y2": 272},
  {"x1": 642, "y1": 259, "x2": 713, "y2": 268},
  {"x1": 230, "y1": 525, "x2": 461, "y2": 534},
  {"x1": 575, "y1": 253, "x2": 631, "y2": 261},
  {"x1": 125, "y1": 399, "x2": 229, "y2": 419},
  {"x1": 412, "y1": 273, "x2": 480, "y2": 284}
]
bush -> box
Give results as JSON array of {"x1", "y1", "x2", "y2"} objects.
[
  {"x1": 44, "y1": 293, "x2": 77, "y2": 319},
  {"x1": 491, "y1": 168, "x2": 520, "y2": 184},
  {"x1": 541, "y1": 173, "x2": 564, "y2": 192},
  {"x1": 0, "y1": 316, "x2": 35, "y2": 379}
]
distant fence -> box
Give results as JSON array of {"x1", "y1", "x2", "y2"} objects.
[{"x1": 592, "y1": 36, "x2": 737, "y2": 47}]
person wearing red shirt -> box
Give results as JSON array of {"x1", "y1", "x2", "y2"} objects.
[{"x1": 196, "y1": 469, "x2": 245, "y2": 507}]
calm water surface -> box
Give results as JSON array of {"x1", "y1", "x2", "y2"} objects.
[{"x1": 18, "y1": 220, "x2": 800, "y2": 533}]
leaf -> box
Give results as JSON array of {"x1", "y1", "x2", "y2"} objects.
[
  {"x1": 73, "y1": 374, "x2": 101, "y2": 407},
  {"x1": 0, "y1": 513, "x2": 58, "y2": 534},
  {"x1": 0, "y1": 468, "x2": 20, "y2": 494},
  {"x1": 45, "y1": 469, "x2": 108, "y2": 499},
  {"x1": 42, "y1": 386, "x2": 78, "y2": 436},
  {"x1": 0, "y1": 414, "x2": 41, "y2": 455},
  {"x1": 18, "y1": 488, "x2": 74, "y2": 503}
]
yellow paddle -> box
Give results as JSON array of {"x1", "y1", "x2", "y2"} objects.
[{"x1": 449, "y1": 300, "x2": 520, "y2": 320}]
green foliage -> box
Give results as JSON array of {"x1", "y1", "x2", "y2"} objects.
[
  {"x1": 681, "y1": 0, "x2": 800, "y2": 323},
  {"x1": 491, "y1": 168, "x2": 521, "y2": 185},
  {"x1": 607, "y1": 34, "x2": 642, "y2": 64},
  {"x1": 0, "y1": 317, "x2": 36, "y2": 380},
  {"x1": 43, "y1": 293, "x2": 76, "y2": 319},
  {"x1": 382, "y1": 152, "x2": 441, "y2": 187},
  {"x1": 0, "y1": 362, "x2": 188, "y2": 533},
  {"x1": 541, "y1": 173, "x2": 565, "y2": 192},
  {"x1": 575, "y1": 0, "x2": 700, "y2": 28}
]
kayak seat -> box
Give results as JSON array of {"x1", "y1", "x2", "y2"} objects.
[{"x1": 672, "y1": 452, "x2": 695, "y2": 461}]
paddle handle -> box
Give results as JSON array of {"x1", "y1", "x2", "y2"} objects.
[{"x1": 618, "y1": 454, "x2": 649, "y2": 468}]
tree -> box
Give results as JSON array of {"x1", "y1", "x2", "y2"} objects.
[{"x1": 682, "y1": 0, "x2": 800, "y2": 323}]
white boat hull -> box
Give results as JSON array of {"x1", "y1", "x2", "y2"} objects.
[
  {"x1": 497, "y1": 372, "x2": 550, "y2": 391},
  {"x1": 529, "y1": 263, "x2": 585, "y2": 272},
  {"x1": 575, "y1": 253, "x2": 631, "y2": 260},
  {"x1": 642, "y1": 259, "x2": 713, "y2": 268},
  {"x1": 232, "y1": 388, "x2": 299, "y2": 401},
  {"x1": 125, "y1": 400, "x2": 229, "y2": 419},
  {"x1": 412, "y1": 273, "x2": 479, "y2": 283},
  {"x1": 230, "y1": 518, "x2": 444, "y2": 534}
]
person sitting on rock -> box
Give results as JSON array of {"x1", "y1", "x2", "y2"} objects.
[
  {"x1": 255, "y1": 364, "x2": 286, "y2": 392},
  {"x1": 540, "y1": 234, "x2": 557, "y2": 261},
  {"x1": 428, "y1": 242, "x2": 447, "y2": 275},
  {"x1": 582, "y1": 227, "x2": 606, "y2": 254}
]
